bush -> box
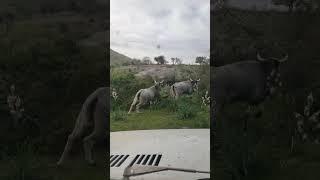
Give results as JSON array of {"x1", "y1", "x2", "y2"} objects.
[
  {"x1": 159, "y1": 98, "x2": 178, "y2": 111},
  {"x1": 177, "y1": 102, "x2": 196, "y2": 120},
  {"x1": 176, "y1": 96, "x2": 198, "y2": 120}
]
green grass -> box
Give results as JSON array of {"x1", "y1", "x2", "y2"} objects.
[
  {"x1": 110, "y1": 109, "x2": 209, "y2": 132},
  {"x1": 213, "y1": 96, "x2": 320, "y2": 180},
  {"x1": 0, "y1": 148, "x2": 106, "y2": 180}
]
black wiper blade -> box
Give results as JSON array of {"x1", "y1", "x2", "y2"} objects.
[{"x1": 123, "y1": 165, "x2": 210, "y2": 178}]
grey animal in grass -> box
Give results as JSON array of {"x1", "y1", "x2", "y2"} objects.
[
  {"x1": 57, "y1": 87, "x2": 108, "y2": 166},
  {"x1": 211, "y1": 52, "x2": 288, "y2": 177},
  {"x1": 170, "y1": 78, "x2": 200, "y2": 99},
  {"x1": 128, "y1": 80, "x2": 164, "y2": 114},
  {"x1": 211, "y1": 52, "x2": 288, "y2": 123}
]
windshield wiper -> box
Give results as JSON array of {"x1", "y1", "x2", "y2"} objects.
[{"x1": 123, "y1": 165, "x2": 210, "y2": 179}]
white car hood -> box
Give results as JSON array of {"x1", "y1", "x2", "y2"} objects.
[{"x1": 110, "y1": 129, "x2": 210, "y2": 180}]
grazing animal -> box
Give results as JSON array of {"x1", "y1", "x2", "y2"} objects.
[
  {"x1": 128, "y1": 80, "x2": 164, "y2": 114},
  {"x1": 170, "y1": 78, "x2": 200, "y2": 99},
  {"x1": 212, "y1": 53, "x2": 288, "y2": 124},
  {"x1": 57, "y1": 87, "x2": 108, "y2": 166},
  {"x1": 212, "y1": 52, "x2": 288, "y2": 178}
]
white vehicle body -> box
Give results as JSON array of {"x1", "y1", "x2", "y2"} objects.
[{"x1": 110, "y1": 129, "x2": 210, "y2": 180}]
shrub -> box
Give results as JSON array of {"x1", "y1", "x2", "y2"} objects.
[
  {"x1": 161, "y1": 98, "x2": 178, "y2": 112},
  {"x1": 175, "y1": 96, "x2": 198, "y2": 120},
  {"x1": 177, "y1": 102, "x2": 196, "y2": 120}
]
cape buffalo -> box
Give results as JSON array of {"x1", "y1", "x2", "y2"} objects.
[
  {"x1": 128, "y1": 80, "x2": 164, "y2": 114},
  {"x1": 57, "y1": 87, "x2": 108, "y2": 166},
  {"x1": 212, "y1": 52, "x2": 288, "y2": 178},
  {"x1": 212, "y1": 53, "x2": 288, "y2": 123},
  {"x1": 170, "y1": 78, "x2": 200, "y2": 99}
]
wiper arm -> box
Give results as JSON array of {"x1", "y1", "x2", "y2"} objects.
[{"x1": 123, "y1": 165, "x2": 210, "y2": 178}]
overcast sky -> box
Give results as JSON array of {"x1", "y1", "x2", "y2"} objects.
[{"x1": 110, "y1": 0, "x2": 210, "y2": 64}]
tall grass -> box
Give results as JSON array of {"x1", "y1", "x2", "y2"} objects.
[
  {"x1": 3, "y1": 141, "x2": 44, "y2": 180},
  {"x1": 111, "y1": 109, "x2": 128, "y2": 121}
]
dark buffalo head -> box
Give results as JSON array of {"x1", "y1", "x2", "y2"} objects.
[
  {"x1": 256, "y1": 52, "x2": 288, "y2": 97},
  {"x1": 189, "y1": 78, "x2": 201, "y2": 91},
  {"x1": 153, "y1": 80, "x2": 165, "y2": 90}
]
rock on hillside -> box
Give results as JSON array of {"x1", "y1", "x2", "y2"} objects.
[{"x1": 134, "y1": 65, "x2": 176, "y2": 82}]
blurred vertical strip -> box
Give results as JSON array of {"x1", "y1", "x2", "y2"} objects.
[
  {"x1": 106, "y1": 0, "x2": 111, "y2": 179},
  {"x1": 210, "y1": 0, "x2": 214, "y2": 179}
]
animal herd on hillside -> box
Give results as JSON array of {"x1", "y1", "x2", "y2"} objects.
[{"x1": 128, "y1": 78, "x2": 201, "y2": 114}]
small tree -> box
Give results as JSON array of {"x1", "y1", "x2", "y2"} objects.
[
  {"x1": 131, "y1": 59, "x2": 142, "y2": 65},
  {"x1": 171, "y1": 57, "x2": 182, "y2": 65},
  {"x1": 176, "y1": 58, "x2": 182, "y2": 65},
  {"x1": 204, "y1": 57, "x2": 210, "y2": 65},
  {"x1": 271, "y1": 0, "x2": 316, "y2": 12},
  {"x1": 154, "y1": 56, "x2": 167, "y2": 65},
  {"x1": 142, "y1": 56, "x2": 152, "y2": 65},
  {"x1": 171, "y1": 58, "x2": 175, "y2": 65},
  {"x1": 272, "y1": 0, "x2": 296, "y2": 12},
  {"x1": 195, "y1": 56, "x2": 209, "y2": 65}
]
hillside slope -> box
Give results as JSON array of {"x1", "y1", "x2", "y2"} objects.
[{"x1": 110, "y1": 49, "x2": 132, "y2": 66}]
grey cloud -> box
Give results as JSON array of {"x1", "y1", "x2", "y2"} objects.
[{"x1": 111, "y1": 0, "x2": 210, "y2": 64}]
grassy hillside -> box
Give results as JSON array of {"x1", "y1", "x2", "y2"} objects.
[{"x1": 110, "y1": 49, "x2": 132, "y2": 66}]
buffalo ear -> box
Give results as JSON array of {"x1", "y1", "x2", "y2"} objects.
[
  {"x1": 154, "y1": 80, "x2": 157, "y2": 84},
  {"x1": 197, "y1": 78, "x2": 200, "y2": 82}
]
